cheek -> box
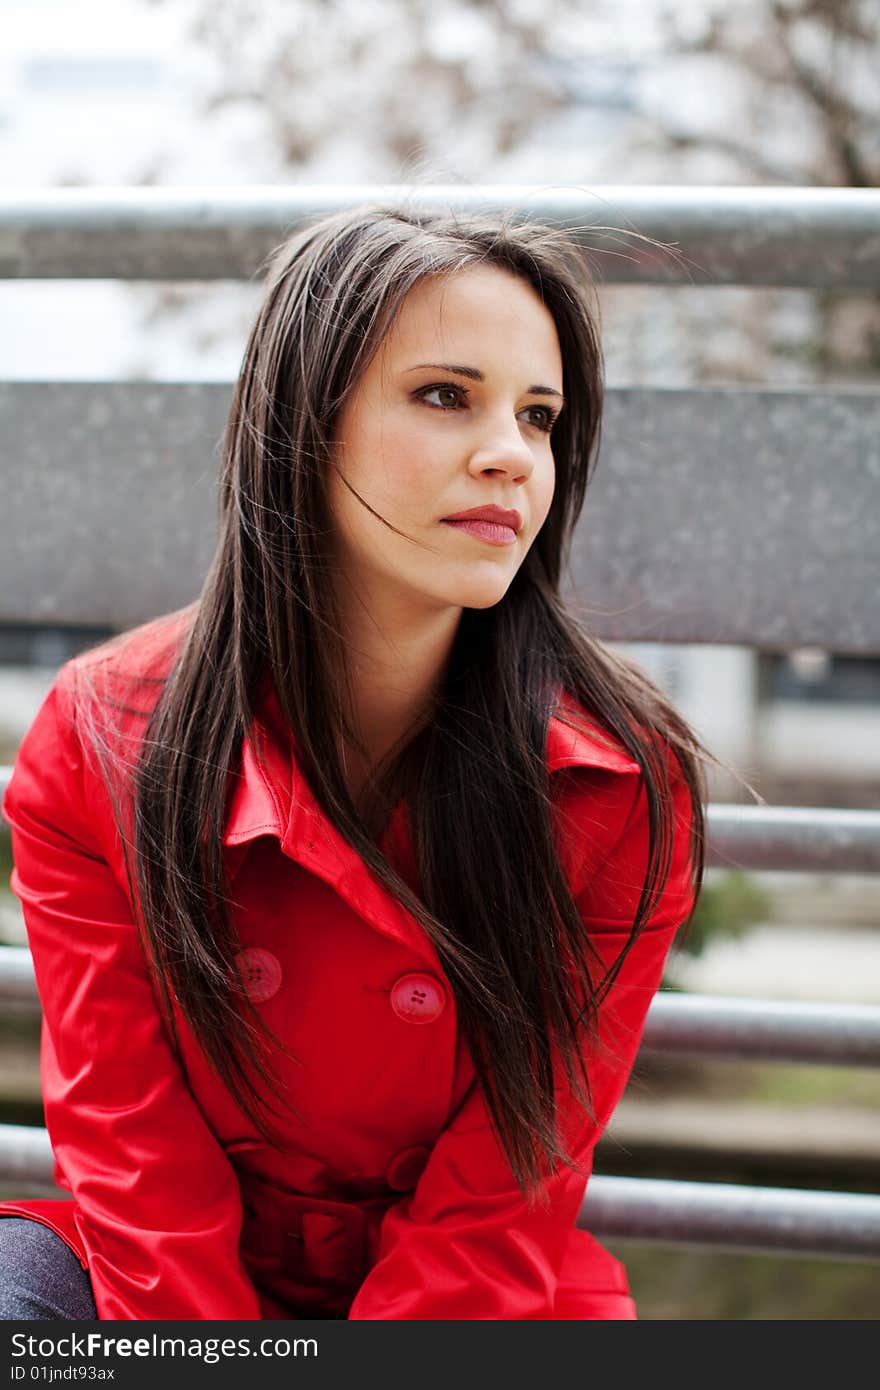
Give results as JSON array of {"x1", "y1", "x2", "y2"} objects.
[{"x1": 374, "y1": 430, "x2": 440, "y2": 511}]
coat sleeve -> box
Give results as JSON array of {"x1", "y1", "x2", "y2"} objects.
[
  {"x1": 2, "y1": 664, "x2": 263, "y2": 1320},
  {"x1": 347, "y1": 754, "x2": 698, "y2": 1321}
]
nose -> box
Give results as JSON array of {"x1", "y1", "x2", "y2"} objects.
[{"x1": 466, "y1": 416, "x2": 536, "y2": 484}]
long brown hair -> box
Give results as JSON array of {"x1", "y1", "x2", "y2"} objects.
[{"x1": 76, "y1": 202, "x2": 710, "y2": 1200}]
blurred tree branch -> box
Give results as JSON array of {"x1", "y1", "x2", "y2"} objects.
[
  {"x1": 136, "y1": 0, "x2": 880, "y2": 386},
  {"x1": 658, "y1": 0, "x2": 879, "y2": 187},
  {"x1": 145, "y1": 0, "x2": 584, "y2": 177}
]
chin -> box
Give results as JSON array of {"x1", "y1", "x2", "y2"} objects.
[
  {"x1": 446, "y1": 580, "x2": 514, "y2": 610},
  {"x1": 417, "y1": 564, "x2": 519, "y2": 612}
]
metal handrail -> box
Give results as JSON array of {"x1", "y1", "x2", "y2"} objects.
[
  {"x1": 0, "y1": 948, "x2": 38, "y2": 1009},
  {"x1": 0, "y1": 1124, "x2": 875, "y2": 1261},
  {"x1": 706, "y1": 804, "x2": 880, "y2": 874},
  {"x1": 1, "y1": 186, "x2": 879, "y2": 287},
  {"x1": 1, "y1": 185, "x2": 878, "y2": 1267},
  {"x1": 580, "y1": 1174, "x2": 880, "y2": 1261},
  {"x1": 2, "y1": 947, "x2": 878, "y2": 1067},
  {"x1": 3, "y1": 768, "x2": 880, "y2": 873},
  {"x1": 641, "y1": 992, "x2": 880, "y2": 1066}
]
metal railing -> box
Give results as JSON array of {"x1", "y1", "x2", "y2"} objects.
[
  {"x1": 3, "y1": 944, "x2": 880, "y2": 1066},
  {"x1": 2, "y1": 185, "x2": 879, "y2": 287},
  {"x1": 1, "y1": 1122, "x2": 876, "y2": 1261},
  {"x1": 3, "y1": 767, "x2": 880, "y2": 874},
  {"x1": 581, "y1": 1176, "x2": 880, "y2": 1261},
  {"x1": 1, "y1": 185, "x2": 879, "y2": 1264}
]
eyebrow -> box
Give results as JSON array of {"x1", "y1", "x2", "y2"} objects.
[{"x1": 406, "y1": 362, "x2": 565, "y2": 404}]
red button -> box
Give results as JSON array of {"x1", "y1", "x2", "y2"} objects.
[
  {"x1": 234, "y1": 948, "x2": 282, "y2": 1003},
  {"x1": 389, "y1": 973, "x2": 445, "y2": 1024},
  {"x1": 386, "y1": 1146, "x2": 431, "y2": 1192}
]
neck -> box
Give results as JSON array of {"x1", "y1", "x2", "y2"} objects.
[{"x1": 333, "y1": 582, "x2": 462, "y2": 796}]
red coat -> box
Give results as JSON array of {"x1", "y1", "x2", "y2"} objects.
[{"x1": 0, "y1": 614, "x2": 696, "y2": 1320}]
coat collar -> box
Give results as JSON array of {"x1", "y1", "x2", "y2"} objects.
[
  {"x1": 91, "y1": 618, "x2": 641, "y2": 968},
  {"x1": 222, "y1": 679, "x2": 639, "y2": 854},
  {"x1": 221, "y1": 679, "x2": 640, "y2": 970},
  {"x1": 546, "y1": 692, "x2": 641, "y2": 777}
]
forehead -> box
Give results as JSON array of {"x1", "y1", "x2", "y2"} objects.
[{"x1": 379, "y1": 264, "x2": 562, "y2": 370}]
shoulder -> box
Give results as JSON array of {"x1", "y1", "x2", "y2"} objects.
[
  {"x1": 62, "y1": 605, "x2": 195, "y2": 717},
  {"x1": 3, "y1": 607, "x2": 195, "y2": 845},
  {"x1": 549, "y1": 691, "x2": 697, "y2": 902},
  {"x1": 30, "y1": 606, "x2": 197, "y2": 785}
]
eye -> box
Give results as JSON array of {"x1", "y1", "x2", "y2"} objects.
[
  {"x1": 520, "y1": 404, "x2": 560, "y2": 433},
  {"x1": 415, "y1": 383, "x2": 468, "y2": 411},
  {"x1": 414, "y1": 383, "x2": 561, "y2": 433}
]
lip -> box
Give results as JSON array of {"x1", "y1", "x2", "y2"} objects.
[{"x1": 441, "y1": 506, "x2": 522, "y2": 532}]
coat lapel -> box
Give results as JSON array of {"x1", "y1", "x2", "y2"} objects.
[
  {"x1": 222, "y1": 679, "x2": 639, "y2": 965},
  {"x1": 222, "y1": 678, "x2": 440, "y2": 965},
  {"x1": 547, "y1": 695, "x2": 641, "y2": 775}
]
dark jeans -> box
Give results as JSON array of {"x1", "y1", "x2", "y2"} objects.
[{"x1": 0, "y1": 1218, "x2": 97, "y2": 1319}]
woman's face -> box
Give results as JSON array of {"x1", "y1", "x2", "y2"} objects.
[{"x1": 326, "y1": 264, "x2": 563, "y2": 621}]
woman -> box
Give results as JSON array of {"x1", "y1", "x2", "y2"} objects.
[{"x1": 0, "y1": 202, "x2": 707, "y2": 1320}]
